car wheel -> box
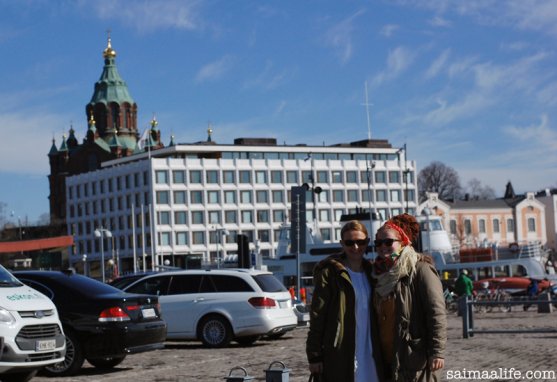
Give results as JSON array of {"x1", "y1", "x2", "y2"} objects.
[
  {"x1": 198, "y1": 315, "x2": 232, "y2": 348},
  {"x1": 87, "y1": 355, "x2": 126, "y2": 369},
  {"x1": 235, "y1": 335, "x2": 259, "y2": 346},
  {"x1": 1, "y1": 370, "x2": 37, "y2": 382},
  {"x1": 267, "y1": 332, "x2": 286, "y2": 340},
  {"x1": 43, "y1": 330, "x2": 84, "y2": 377}
]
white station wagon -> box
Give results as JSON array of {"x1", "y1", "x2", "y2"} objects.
[{"x1": 121, "y1": 269, "x2": 297, "y2": 347}]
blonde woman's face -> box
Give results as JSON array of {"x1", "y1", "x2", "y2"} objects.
[
  {"x1": 375, "y1": 228, "x2": 402, "y2": 258},
  {"x1": 341, "y1": 229, "x2": 369, "y2": 262}
]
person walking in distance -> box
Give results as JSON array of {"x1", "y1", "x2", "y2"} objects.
[
  {"x1": 306, "y1": 220, "x2": 380, "y2": 382},
  {"x1": 455, "y1": 269, "x2": 474, "y2": 297},
  {"x1": 372, "y1": 214, "x2": 446, "y2": 382}
]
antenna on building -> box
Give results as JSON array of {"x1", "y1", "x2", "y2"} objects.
[{"x1": 362, "y1": 81, "x2": 373, "y2": 140}]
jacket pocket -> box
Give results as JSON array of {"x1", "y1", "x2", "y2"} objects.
[{"x1": 402, "y1": 336, "x2": 428, "y2": 372}]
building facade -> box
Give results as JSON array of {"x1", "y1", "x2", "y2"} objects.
[
  {"x1": 418, "y1": 186, "x2": 547, "y2": 249},
  {"x1": 52, "y1": 38, "x2": 418, "y2": 276}
]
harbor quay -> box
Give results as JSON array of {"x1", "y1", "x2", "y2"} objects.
[{"x1": 32, "y1": 309, "x2": 556, "y2": 382}]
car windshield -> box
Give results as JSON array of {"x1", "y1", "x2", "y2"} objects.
[
  {"x1": 253, "y1": 274, "x2": 287, "y2": 293},
  {"x1": 0, "y1": 265, "x2": 23, "y2": 287}
]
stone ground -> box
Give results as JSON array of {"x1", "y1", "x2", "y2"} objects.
[{"x1": 31, "y1": 308, "x2": 557, "y2": 382}]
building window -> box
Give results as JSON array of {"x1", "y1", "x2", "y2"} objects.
[
  {"x1": 346, "y1": 171, "x2": 357, "y2": 183},
  {"x1": 376, "y1": 190, "x2": 387, "y2": 202},
  {"x1": 361, "y1": 190, "x2": 373, "y2": 203},
  {"x1": 240, "y1": 190, "x2": 252, "y2": 203},
  {"x1": 174, "y1": 191, "x2": 186, "y2": 204},
  {"x1": 479, "y1": 219, "x2": 486, "y2": 233},
  {"x1": 273, "y1": 210, "x2": 286, "y2": 223},
  {"x1": 527, "y1": 218, "x2": 536, "y2": 232},
  {"x1": 256, "y1": 190, "x2": 268, "y2": 203},
  {"x1": 332, "y1": 190, "x2": 344, "y2": 202},
  {"x1": 190, "y1": 170, "x2": 202, "y2": 184},
  {"x1": 388, "y1": 171, "x2": 400, "y2": 183},
  {"x1": 286, "y1": 171, "x2": 298, "y2": 184},
  {"x1": 156, "y1": 191, "x2": 169, "y2": 204},
  {"x1": 317, "y1": 171, "x2": 328, "y2": 183},
  {"x1": 172, "y1": 170, "x2": 185, "y2": 184},
  {"x1": 241, "y1": 210, "x2": 253, "y2": 223},
  {"x1": 190, "y1": 191, "x2": 203, "y2": 204},
  {"x1": 258, "y1": 230, "x2": 270, "y2": 242},
  {"x1": 507, "y1": 218, "x2": 515, "y2": 232},
  {"x1": 255, "y1": 171, "x2": 267, "y2": 184},
  {"x1": 155, "y1": 170, "x2": 168, "y2": 184},
  {"x1": 347, "y1": 190, "x2": 358, "y2": 202},
  {"x1": 271, "y1": 171, "x2": 282, "y2": 184},
  {"x1": 176, "y1": 232, "x2": 187, "y2": 245},
  {"x1": 257, "y1": 210, "x2": 270, "y2": 223},
  {"x1": 375, "y1": 171, "x2": 386, "y2": 183},
  {"x1": 191, "y1": 211, "x2": 204, "y2": 224},
  {"x1": 493, "y1": 219, "x2": 500, "y2": 233},
  {"x1": 332, "y1": 171, "x2": 343, "y2": 183},
  {"x1": 206, "y1": 170, "x2": 219, "y2": 184},
  {"x1": 223, "y1": 170, "x2": 235, "y2": 184},
  {"x1": 317, "y1": 190, "x2": 329, "y2": 203},
  {"x1": 208, "y1": 191, "x2": 220, "y2": 204},
  {"x1": 175, "y1": 211, "x2": 187, "y2": 225},
  {"x1": 319, "y1": 209, "x2": 330, "y2": 221},
  {"x1": 160, "y1": 232, "x2": 171, "y2": 246},
  {"x1": 272, "y1": 190, "x2": 284, "y2": 203},
  {"x1": 192, "y1": 232, "x2": 205, "y2": 245},
  {"x1": 158, "y1": 211, "x2": 170, "y2": 225},
  {"x1": 464, "y1": 219, "x2": 472, "y2": 235},
  {"x1": 225, "y1": 210, "x2": 237, "y2": 224},
  {"x1": 450, "y1": 220, "x2": 457, "y2": 235},
  {"x1": 239, "y1": 170, "x2": 251, "y2": 184},
  {"x1": 208, "y1": 211, "x2": 220, "y2": 224},
  {"x1": 320, "y1": 228, "x2": 331, "y2": 241},
  {"x1": 302, "y1": 171, "x2": 312, "y2": 183},
  {"x1": 390, "y1": 190, "x2": 401, "y2": 202},
  {"x1": 224, "y1": 191, "x2": 236, "y2": 204}
]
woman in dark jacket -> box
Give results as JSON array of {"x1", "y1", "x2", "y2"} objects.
[
  {"x1": 372, "y1": 213, "x2": 446, "y2": 382},
  {"x1": 306, "y1": 220, "x2": 381, "y2": 382}
]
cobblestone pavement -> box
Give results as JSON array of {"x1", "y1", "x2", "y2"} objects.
[{"x1": 31, "y1": 309, "x2": 557, "y2": 382}]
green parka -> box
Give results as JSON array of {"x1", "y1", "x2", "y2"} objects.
[
  {"x1": 306, "y1": 253, "x2": 382, "y2": 382},
  {"x1": 373, "y1": 257, "x2": 447, "y2": 382}
]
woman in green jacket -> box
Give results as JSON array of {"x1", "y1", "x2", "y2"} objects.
[
  {"x1": 372, "y1": 213, "x2": 447, "y2": 382},
  {"x1": 306, "y1": 220, "x2": 381, "y2": 382}
]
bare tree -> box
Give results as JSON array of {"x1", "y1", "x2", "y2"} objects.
[
  {"x1": 418, "y1": 161, "x2": 462, "y2": 201},
  {"x1": 466, "y1": 178, "x2": 496, "y2": 200}
]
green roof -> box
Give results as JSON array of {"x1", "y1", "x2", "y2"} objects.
[{"x1": 89, "y1": 49, "x2": 134, "y2": 105}]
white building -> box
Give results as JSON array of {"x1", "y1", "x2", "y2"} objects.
[{"x1": 66, "y1": 137, "x2": 417, "y2": 275}]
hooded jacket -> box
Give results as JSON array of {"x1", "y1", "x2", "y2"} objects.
[
  {"x1": 373, "y1": 256, "x2": 447, "y2": 382},
  {"x1": 306, "y1": 253, "x2": 381, "y2": 382}
]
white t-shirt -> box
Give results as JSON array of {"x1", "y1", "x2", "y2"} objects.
[{"x1": 346, "y1": 268, "x2": 379, "y2": 382}]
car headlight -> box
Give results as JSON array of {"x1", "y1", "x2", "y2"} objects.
[{"x1": 0, "y1": 307, "x2": 16, "y2": 324}]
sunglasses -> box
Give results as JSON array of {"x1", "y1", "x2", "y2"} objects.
[
  {"x1": 374, "y1": 238, "x2": 400, "y2": 247},
  {"x1": 343, "y1": 239, "x2": 369, "y2": 247}
]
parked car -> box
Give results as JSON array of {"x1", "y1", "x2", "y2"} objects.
[
  {"x1": 115, "y1": 269, "x2": 297, "y2": 347},
  {"x1": 14, "y1": 270, "x2": 167, "y2": 376},
  {"x1": 292, "y1": 299, "x2": 310, "y2": 325},
  {"x1": 0, "y1": 265, "x2": 65, "y2": 382}
]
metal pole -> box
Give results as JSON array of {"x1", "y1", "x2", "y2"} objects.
[
  {"x1": 296, "y1": 194, "x2": 301, "y2": 301},
  {"x1": 100, "y1": 232, "x2": 105, "y2": 283}
]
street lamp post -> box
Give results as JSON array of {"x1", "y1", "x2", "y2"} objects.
[
  {"x1": 214, "y1": 227, "x2": 229, "y2": 269},
  {"x1": 82, "y1": 254, "x2": 88, "y2": 276},
  {"x1": 94, "y1": 227, "x2": 112, "y2": 283}
]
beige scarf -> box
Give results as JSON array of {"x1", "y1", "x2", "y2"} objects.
[{"x1": 373, "y1": 245, "x2": 419, "y2": 297}]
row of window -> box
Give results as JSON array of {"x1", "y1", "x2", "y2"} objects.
[
  {"x1": 155, "y1": 169, "x2": 414, "y2": 186},
  {"x1": 218, "y1": 152, "x2": 397, "y2": 161},
  {"x1": 449, "y1": 217, "x2": 537, "y2": 235},
  {"x1": 155, "y1": 188, "x2": 416, "y2": 206},
  {"x1": 69, "y1": 171, "x2": 149, "y2": 199}
]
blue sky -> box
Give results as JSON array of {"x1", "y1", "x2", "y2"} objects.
[{"x1": 1, "y1": 0, "x2": 556, "y2": 225}]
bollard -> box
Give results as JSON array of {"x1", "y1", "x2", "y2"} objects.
[
  {"x1": 538, "y1": 292, "x2": 553, "y2": 313},
  {"x1": 224, "y1": 366, "x2": 254, "y2": 381},
  {"x1": 265, "y1": 361, "x2": 290, "y2": 382}
]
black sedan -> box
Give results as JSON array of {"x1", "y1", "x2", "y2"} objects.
[{"x1": 14, "y1": 270, "x2": 167, "y2": 376}]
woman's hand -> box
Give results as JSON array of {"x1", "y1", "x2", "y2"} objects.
[
  {"x1": 428, "y1": 357, "x2": 444, "y2": 371},
  {"x1": 309, "y1": 362, "x2": 323, "y2": 374}
]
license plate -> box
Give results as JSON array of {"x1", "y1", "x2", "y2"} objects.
[
  {"x1": 142, "y1": 308, "x2": 156, "y2": 318},
  {"x1": 36, "y1": 339, "x2": 56, "y2": 351},
  {"x1": 279, "y1": 301, "x2": 289, "y2": 309}
]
